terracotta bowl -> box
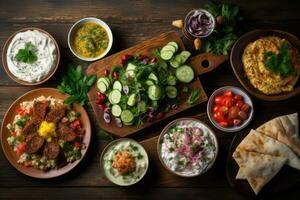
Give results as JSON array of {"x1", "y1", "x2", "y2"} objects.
[
  {"x1": 2, "y1": 27, "x2": 60, "y2": 86},
  {"x1": 0, "y1": 88, "x2": 91, "y2": 178},
  {"x1": 230, "y1": 29, "x2": 300, "y2": 101}
]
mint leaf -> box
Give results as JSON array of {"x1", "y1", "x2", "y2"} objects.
[{"x1": 15, "y1": 42, "x2": 38, "y2": 64}]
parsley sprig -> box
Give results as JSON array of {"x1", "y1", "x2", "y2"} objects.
[
  {"x1": 264, "y1": 41, "x2": 293, "y2": 76},
  {"x1": 15, "y1": 42, "x2": 38, "y2": 64},
  {"x1": 57, "y1": 65, "x2": 96, "y2": 106}
]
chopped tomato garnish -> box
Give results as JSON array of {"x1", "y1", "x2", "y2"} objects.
[
  {"x1": 16, "y1": 143, "x2": 26, "y2": 157},
  {"x1": 17, "y1": 108, "x2": 25, "y2": 116},
  {"x1": 11, "y1": 131, "x2": 17, "y2": 137},
  {"x1": 74, "y1": 142, "x2": 81, "y2": 149},
  {"x1": 71, "y1": 119, "x2": 81, "y2": 130},
  {"x1": 28, "y1": 107, "x2": 33, "y2": 115}
]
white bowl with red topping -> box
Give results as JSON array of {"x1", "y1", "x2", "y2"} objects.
[{"x1": 207, "y1": 86, "x2": 254, "y2": 132}]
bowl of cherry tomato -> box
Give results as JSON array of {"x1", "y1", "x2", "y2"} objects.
[{"x1": 207, "y1": 86, "x2": 254, "y2": 132}]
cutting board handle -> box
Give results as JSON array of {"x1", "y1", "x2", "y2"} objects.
[{"x1": 189, "y1": 53, "x2": 229, "y2": 76}]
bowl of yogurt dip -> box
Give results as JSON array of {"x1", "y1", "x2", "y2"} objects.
[
  {"x1": 158, "y1": 118, "x2": 218, "y2": 177},
  {"x1": 2, "y1": 27, "x2": 60, "y2": 85},
  {"x1": 100, "y1": 138, "x2": 149, "y2": 186}
]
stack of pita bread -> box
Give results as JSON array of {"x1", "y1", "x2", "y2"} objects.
[{"x1": 232, "y1": 113, "x2": 300, "y2": 195}]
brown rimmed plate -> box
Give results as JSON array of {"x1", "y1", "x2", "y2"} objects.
[
  {"x1": 0, "y1": 88, "x2": 91, "y2": 178},
  {"x1": 230, "y1": 29, "x2": 300, "y2": 101},
  {"x1": 2, "y1": 27, "x2": 60, "y2": 86}
]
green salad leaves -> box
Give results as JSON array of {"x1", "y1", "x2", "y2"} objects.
[{"x1": 15, "y1": 42, "x2": 38, "y2": 64}]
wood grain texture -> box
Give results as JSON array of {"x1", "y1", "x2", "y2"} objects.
[{"x1": 0, "y1": 0, "x2": 300, "y2": 199}]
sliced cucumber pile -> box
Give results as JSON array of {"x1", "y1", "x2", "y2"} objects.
[{"x1": 95, "y1": 41, "x2": 196, "y2": 127}]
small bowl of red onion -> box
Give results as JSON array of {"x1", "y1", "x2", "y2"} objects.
[{"x1": 183, "y1": 9, "x2": 215, "y2": 39}]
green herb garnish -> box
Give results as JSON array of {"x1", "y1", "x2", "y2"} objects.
[
  {"x1": 57, "y1": 65, "x2": 96, "y2": 106},
  {"x1": 137, "y1": 153, "x2": 144, "y2": 160},
  {"x1": 96, "y1": 129, "x2": 113, "y2": 141},
  {"x1": 203, "y1": 2, "x2": 242, "y2": 55},
  {"x1": 264, "y1": 41, "x2": 293, "y2": 76},
  {"x1": 187, "y1": 89, "x2": 200, "y2": 105},
  {"x1": 15, "y1": 114, "x2": 30, "y2": 128},
  {"x1": 129, "y1": 144, "x2": 139, "y2": 151},
  {"x1": 15, "y1": 42, "x2": 38, "y2": 64}
]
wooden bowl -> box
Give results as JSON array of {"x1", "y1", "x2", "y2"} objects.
[
  {"x1": 0, "y1": 88, "x2": 91, "y2": 178},
  {"x1": 2, "y1": 27, "x2": 60, "y2": 85},
  {"x1": 230, "y1": 29, "x2": 300, "y2": 101}
]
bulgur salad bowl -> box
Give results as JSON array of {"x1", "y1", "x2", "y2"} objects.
[
  {"x1": 157, "y1": 118, "x2": 218, "y2": 177},
  {"x1": 0, "y1": 88, "x2": 91, "y2": 178}
]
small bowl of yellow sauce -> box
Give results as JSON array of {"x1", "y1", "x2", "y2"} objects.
[{"x1": 68, "y1": 17, "x2": 113, "y2": 61}]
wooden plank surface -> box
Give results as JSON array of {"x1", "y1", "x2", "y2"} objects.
[{"x1": 0, "y1": 0, "x2": 300, "y2": 199}]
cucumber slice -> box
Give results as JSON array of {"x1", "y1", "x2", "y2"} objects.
[
  {"x1": 112, "y1": 105, "x2": 122, "y2": 117},
  {"x1": 180, "y1": 51, "x2": 191, "y2": 63},
  {"x1": 170, "y1": 58, "x2": 181, "y2": 68},
  {"x1": 121, "y1": 110, "x2": 134, "y2": 124},
  {"x1": 145, "y1": 79, "x2": 154, "y2": 86},
  {"x1": 148, "y1": 73, "x2": 158, "y2": 83},
  {"x1": 176, "y1": 65, "x2": 195, "y2": 83},
  {"x1": 167, "y1": 41, "x2": 179, "y2": 51},
  {"x1": 127, "y1": 94, "x2": 137, "y2": 106},
  {"x1": 109, "y1": 89, "x2": 122, "y2": 104},
  {"x1": 113, "y1": 81, "x2": 122, "y2": 91},
  {"x1": 97, "y1": 81, "x2": 107, "y2": 93},
  {"x1": 167, "y1": 75, "x2": 177, "y2": 86},
  {"x1": 175, "y1": 54, "x2": 184, "y2": 64},
  {"x1": 137, "y1": 101, "x2": 147, "y2": 113},
  {"x1": 148, "y1": 85, "x2": 162, "y2": 101},
  {"x1": 97, "y1": 77, "x2": 110, "y2": 88},
  {"x1": 125, "y1": 63, "x2": 137, "y2": 78},
  {"x1": 126, "y1": 63, "x2": 137, "y2": 71},
  {"x1": 160, "y1": 50, "x2": 174, "y2": 60},
  {"x1": 166, "y1": 86, "x2": 178, "y2": 98},
  {"x1": 161, "y1": 45, "x2": 176, "y2": 53}
]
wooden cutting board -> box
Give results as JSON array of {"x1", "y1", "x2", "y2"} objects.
[{"x1": 86, "y1": 31, "x2": 228, "y2": 137}]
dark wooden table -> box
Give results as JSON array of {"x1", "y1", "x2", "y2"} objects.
[{"x1": 0, "y1": 0, "x2": 299, "y2": 199}]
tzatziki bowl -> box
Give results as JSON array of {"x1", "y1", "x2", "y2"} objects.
[
  {"x1": 100, "y1": 138, "x2": 149, "y2": 186},
  {"x1": 2, "y1": 27, "x2": 60, "y2": 85},
  {"x1": 158, "y1": 118, "x2": 218, "y2": 177}
]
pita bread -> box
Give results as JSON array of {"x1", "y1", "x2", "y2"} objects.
[
  {"x1": 257, "y1": 113, "x2": 300, "y2": 156},
  {"x1": 236, "y1": 129, "x2": 300, "y2": 170},
  {"x1": 233, "y1": 151, "x2": 287, "y2": 194}
]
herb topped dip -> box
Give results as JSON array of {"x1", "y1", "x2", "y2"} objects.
[
  {"x1": 6, "y1": 30, "x2": 57, "y2": 83},
  {"x1": 102, "y1": 139, "x2": 148, "y2": 186},
  {"x1": 159, "y1": 118, "x2": 218, "y2": 177}
]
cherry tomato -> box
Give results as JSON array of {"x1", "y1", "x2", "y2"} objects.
[
  {"x1": 213, "y1": 105, "x2": 220, "y2": 113},
  {"x1": 233, "y1": 119, "x2": 242, "y2": 126},
  {"x1": 224, "y1": 90, "x2": 233, "y2": 97},
  {"x1": 219, "y1": 106, "x2": 229, "y2": 115},
  {"x1": 97, "y1": 92, "x2": 106, "y2": 100},
  {"x1": 234, "y1": 94, "x2": 243, "y2": 101},
  {"x1": 241, "y1": 103, "x2": 251, "y2": 113},
  {"x1": 112, "y1": 71, "x2": 119, "y2": 80},
  {"x1": 98, "y1": 104, "x2": 106, "y2": 110},
  {"x1": 103, "y1": 69, "x2": 109, "y2": 77},
  {"x1": 156, "y1": 112, "x2": 165, "y2": 120},
  {"x1": 219, "y1": 121, "x2": 229, "y2": 128},
  {"x1": 238, "y1": 111, "x2": 248, "y2": 120},
  {"x1": 121, "y1": 54, "x2": 133, "y2": 65},
  {"x1": 228, "y1": 106, "x2": 240, "y2": 119},
  {"x1": 223, "y1": 96, "x2": 234, "y2": 107},
  {"x1": 214, "y1": 111, "x2": 224, "y2": 122},
  {"x1": 236, "y1": 100, "x2": 244, "y2": 108},
  {"x1": 214, "y1": 96, "x2": 223, "y2": 105}
]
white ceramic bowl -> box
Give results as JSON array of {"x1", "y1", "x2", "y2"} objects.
[
  {"x1": 157, "y1": 118, "x2": 218, "y2": 178},
  {"x1": 100, "y1": 138, "x2": 149, "y2": 186},
  {"x1": 68, "y1": 17, "x2": 113, "y2": 62},
  {"x1": 207, "y1": 86, "x2": 254, "y2": 133}
]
